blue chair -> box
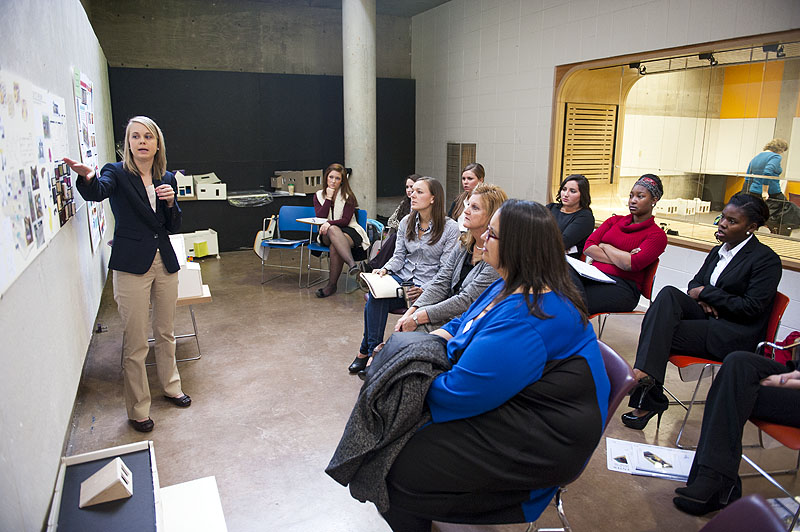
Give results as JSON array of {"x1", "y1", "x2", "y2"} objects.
[
  {"x1": 260, "y1": 205, "x2": 312, "y2": 286},
  {"x1": 306, "y1": 209, "x2": 380, "y2": 293}
]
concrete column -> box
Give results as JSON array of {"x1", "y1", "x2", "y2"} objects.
[{"x1": 342, "y1": 0, "x2": 377, "y2": 217}]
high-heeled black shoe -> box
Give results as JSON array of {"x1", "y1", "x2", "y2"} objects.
[
  {"x1": 673, "y1": 495, "x2": 728, "y2": 516},
  {"x1": 622, "y1": 375, "x2": 665, "y2": 430},
  {"x1": 348, "y1": 355, "x2": 369, "y2": 373},
  {"x1": 673, "y1": 475, "x2": 738, "y2": 517},
  {"x1": 620, "y1": 409, "x2": 663, "y2": 430}
]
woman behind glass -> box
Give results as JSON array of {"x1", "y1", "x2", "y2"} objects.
[
  {"x1": 448, "y1": 163, "x2": 485, "y2": 231},
  {"x1": 744, "y1": 138, "x2": 788, "y2": 197},
  {"x1": 350, "y1": 177, "x2": 459, "y2": 373},
  {"x1": 381, "y1": 200, "x2": 610, "y2": 530},
  {"x1": 571, "y1": 174, "x2": 668, "y2": 315},
  {"x1": 546, "y1": 174, "x2": 595, "y2": 258},
  {"x1": 65, "y1": 116, "x2": 191, "y2": 433},
  {"x1": 394, "y1": 184, "x2": 508, "y2": 333},
  {"x1": 313, "y1": 163, "x2": 370, "y2": 298}
]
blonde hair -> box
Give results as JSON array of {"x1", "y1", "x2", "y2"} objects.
[
  {"x1": 460, "y1": 183, "x2": 508, "y2": 251},
  {"x1": 764, "y1": 138, "x2": 788, "y2": 153},
  {"x1": 122, "y1": 116, "x2": 167, "y2": 178}
]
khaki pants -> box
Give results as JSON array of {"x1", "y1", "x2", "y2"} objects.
[{"x1": 113, "y1": 251, "x2": 182, "y2": 420}]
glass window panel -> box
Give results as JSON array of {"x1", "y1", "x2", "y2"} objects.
[{"x1": 554, "y1": 39, "x2": 800, "y2": 261}]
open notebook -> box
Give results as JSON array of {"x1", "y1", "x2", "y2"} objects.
[{"x1": 359, "y1": 272, "x2": 402, "y2": 299}]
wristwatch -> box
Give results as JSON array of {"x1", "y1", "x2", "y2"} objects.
[{"x1": 412, "y1": 313, "x2": 420, "y2": 326}]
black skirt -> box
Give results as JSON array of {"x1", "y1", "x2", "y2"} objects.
[{"x1": 316, "y1": 225, "x2": 367, "y2": 261}]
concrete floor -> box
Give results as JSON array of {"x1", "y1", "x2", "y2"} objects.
[{"x1": 67, "y1": 250, "x2": 799, "y2": 532}]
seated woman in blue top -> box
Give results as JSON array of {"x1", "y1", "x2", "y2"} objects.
[
  {"x1": 381, "y1": 200, "x2": 611, "y2": 531},
  {"x1": 349, "y1": 177, "x2": 459, "y2": 373}
]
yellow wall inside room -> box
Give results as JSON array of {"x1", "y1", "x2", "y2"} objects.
[
  {"x1": 720, "y1": 61, "x2": 783, "y2": 119},
  {"x1": 790, "y1": 89, "x2": 800, "y2": 196},
  {"x1": 721, "y1": 61, "x2": 785, "y2": 199}
]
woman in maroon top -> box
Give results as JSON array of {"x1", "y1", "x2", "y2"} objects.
[
  {"x1": 571, "y1": 174, "x2": 667, "y2": 315},
  {"x1": 313, "y1": 163, "x2": 370, "y2": 298}
]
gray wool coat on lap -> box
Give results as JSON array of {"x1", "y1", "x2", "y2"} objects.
[{"x1": 325, "y1": 332, "x2": 451, "y2": 512}]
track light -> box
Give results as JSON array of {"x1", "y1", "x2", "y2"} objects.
[{"x1": 699, "y1": 53, "x2": 717, "y2": 66}]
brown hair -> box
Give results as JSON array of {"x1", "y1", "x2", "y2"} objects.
[
  {"x1": 495, "y1": 199, "x2": 588, "y2": 323},
  {"x1": 396, "y1": 174, "x2": 422, "y2": 222},
  {"x1": 324, "y1": 163, "x2": 358, "y2": 208},
  {"x1": 406, "y1": 177, "x2": 447, "y2": 245},
  {"x1": 460, "y1": 183, "x2": 508, "y2": 252},
  {"x1": 556, "y1": 174, "x2": 592, "y2": 210},
  {"x1": 451, "y1": 162, "x2": 486, "y2": 220},
  {"x1": 122, "y1": 116, "x2": 167, "y2": 178}
]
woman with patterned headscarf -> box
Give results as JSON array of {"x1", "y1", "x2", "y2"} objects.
[{"x1": 570, "y1": 174, "x2": 667, "y2": 316}]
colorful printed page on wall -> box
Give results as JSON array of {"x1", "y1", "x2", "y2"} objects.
[
  {"x1": 0, "y1": 70, "x2": 70, "y2": 297},
  {"x1": 72, "y1": 69, "x2": 106, "y2": 253}
]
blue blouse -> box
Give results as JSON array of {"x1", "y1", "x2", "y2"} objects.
[
  {"x1": 429, "y1": 279, "x2": 609, "y2": 424},
  {"x1": 426, "y1": 278, "x2": 610, "y2": 522}
]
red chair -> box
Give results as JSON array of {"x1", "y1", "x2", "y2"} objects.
[
  {"x1": 665, "y1": 292, "x2": 790, "y2": 449},
  {"x1": 588, "y1": 259, "x2": 659, "y2": 339},
  {"x1": 740, "y1": 422, "x2": 800, "y2": 531}
]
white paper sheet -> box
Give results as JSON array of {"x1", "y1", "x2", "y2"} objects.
[
  {"x1": 606, "y1": 437, "x2": 695, "y2": 481},
  {"x1": 566, "y1": 255, "x2": 616, "y2": 283}
]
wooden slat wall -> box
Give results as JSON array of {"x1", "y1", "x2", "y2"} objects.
[{"x1": 562, "y1": 103, "x2": 617, "y2": 181}]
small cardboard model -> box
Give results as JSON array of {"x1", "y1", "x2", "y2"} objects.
[{"x1": 79, "y1": 457, "x2": 133, "y2": 508}]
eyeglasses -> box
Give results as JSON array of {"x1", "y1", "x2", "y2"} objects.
[{"x1": 483, "y1": 227, "x2": 500, "y2": 241}]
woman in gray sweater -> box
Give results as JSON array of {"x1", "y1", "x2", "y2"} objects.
[{"x1": 394, "y1": 184, "x2": 508, "y2": 332}]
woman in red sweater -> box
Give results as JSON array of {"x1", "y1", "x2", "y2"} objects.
[{"x1": 572, "y1": 174, "x2": 667, "y2": 315}]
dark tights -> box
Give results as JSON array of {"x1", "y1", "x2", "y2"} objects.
[{"x1": 318, "y1": 225, "x2": 355, "y2": 295}]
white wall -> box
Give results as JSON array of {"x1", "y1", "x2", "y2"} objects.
[
  {"x1": 411, "y1": 0, "x2": 800, "y2": 198},
  {"x1": 619, "y1": 115, "x2": 778, "y2": 176},
  {"x1": 0, "y1": 2, "x2": 115, "y2": 531}
]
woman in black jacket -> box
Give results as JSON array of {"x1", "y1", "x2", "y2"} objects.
[
  {"x1": 621, "y1": 193, "x2": 782, "y2": 430},
  {"x1": 66, "y1": 116, "x2": 191, "y2": 433}
]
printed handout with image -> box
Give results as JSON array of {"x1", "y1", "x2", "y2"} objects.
[
  {"x1": 0, "y1": 69, "x2": 69, "y2": 297},
  {"x1": 606, "y1": 437, "x2": 695, "y2": 481},
  {"x1": 73, "y1": 69, "x2": 105, "y2": 252}
]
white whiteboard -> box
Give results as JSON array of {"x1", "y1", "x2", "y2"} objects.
[{"x1": 0, "y1": 70, "x2": 72, "y2": 297}]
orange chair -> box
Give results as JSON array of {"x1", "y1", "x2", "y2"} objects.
[
  {"x1": 588, "y1": 259, "x2": 659, "y2": 339},
  {"x1": 665, "y1": 292, "x2": 790, "y2": 449},
  {"x1": 740, "y1": 421, "x2": 800, "y2": 531}
]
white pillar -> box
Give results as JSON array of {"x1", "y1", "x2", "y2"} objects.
[{"x1": 342, "y1": 0, "x2": 377, "y2": 217}]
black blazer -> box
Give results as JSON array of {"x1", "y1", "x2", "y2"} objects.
[
  {"x1": 688, "y1": 236, "x2": 782, "y2": 357},
  {"x1": 76, "y1": 162, "x2": 181, "y2": 274}
]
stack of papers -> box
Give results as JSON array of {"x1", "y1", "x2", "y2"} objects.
[
  {"x1": 566, "y1": 255, "x2": 616, "y2": 283},
  {"x1": 606, "y1": 437, "x2": 695, "y2": 481}
]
